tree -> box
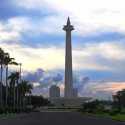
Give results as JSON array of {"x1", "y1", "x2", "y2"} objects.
[
  {"x1": 30, "y1": 96, "x2": 50, "y2": 108},
  {"x1": 0, "y1": 47, "x2": 33, "y2": 113},
  {"x1": 18, "y1": 80, "x2": 32, "y2": 96},
  {"x1": 82, "y1": 100, "x2": 105, "y2": 113},
  {"x1": 8, "y1": 72, "x2": 20, "y2": 109},
  {"x1": 0, "y1": 48, "x2": 4, "y2": 107},
  {"x1": 18, "y1": 80, "x2": 32, "y2": 109},
  {"x1": 4, "y1": 53, "x2": 18, "y2": 107},
  {"x1": 113, "y1": 89, "x2": 125, "y2": 111}
]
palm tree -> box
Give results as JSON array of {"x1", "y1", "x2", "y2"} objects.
[
  {"x1": 8, "y1": 72, "x2": 19, "y2": 110},
  {"x1": 0, "y1": 48, "x2": 4, "y2": 107},
  {"x1": 4, "y1": 53, "x2": 18, "y2": 107},
  {"x1": 20, "y1": 80, "x2": 32, "y2": 95},
  {"x1": 18, "y1": 80, "x2": 32, "y2": 110}
]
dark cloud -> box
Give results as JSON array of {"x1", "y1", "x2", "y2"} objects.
[
  {"x1": 23, "y1": 69, "x2": 119, "y2": 100},
  {"x1": 81, "y1": 32, "x2": 125, "y2": 43},
  {"x1": 82, "y1": 76, "x2": 90, "y2": 84},
  {"x1": 24, "y1": 69, "x2": 63, "y2": 88},
  {"x1": 74, "y1": 76, "x2": 90, "y2": 93},
  {"x1": 24, "y1": 68, "x2": 44, "y2": 82},
  {"x1": 39, "y1": 73, "x2": 63, "y2": 88},
  {"x1": 0, "y1": 0, "x2": 50, "y2": 20},
  {"x1": 73, "y1": 75, "x2": 90, "y2": 87},
  {"x1": 30, "y1": 71, "x2": 64, "y2": 97},
  {"x1": 52, "y1": 73, "x2": 63, "y2": 83},
  {"x1": 40, "y1": 77, "x2": 53, "y2": 87}
]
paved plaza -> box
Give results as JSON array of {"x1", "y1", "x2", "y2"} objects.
[{"x1": 0, "y1": 112, "x2": 124, "y2": 125}]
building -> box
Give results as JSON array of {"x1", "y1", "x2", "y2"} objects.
[
  {"x1": 72, "y1": 88, "x2": 78, "y2": 97},
  {"x1": 49, "y1": 85, "x2": 60, "y2": 98}
]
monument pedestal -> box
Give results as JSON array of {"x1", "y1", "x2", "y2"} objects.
[{"x1": 49, "y1": 97, "x2": 92, "y2": 107}]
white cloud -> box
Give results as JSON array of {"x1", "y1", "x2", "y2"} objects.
[
  {"x1": 0, "y1": 15, "x2": 124, "y2": 73},
  {"x1": 93, "y1": 82, "x2": 125, "y2": 93},
  {"x1": 0, "y1": 17, "x2": 31, "y2": 42},
  {"x1": 79, "y1": 81, "x2": 125, "y2": 100},
  {"x1": 1, "y1": 39, "x2": 125, "y2": 73},
  {"x1": 4, "y1": 0, "x2": 125, "y2": 99},
  {"x1": 14, "y1": 0, "x2": 125, "y2": 35},
  {"x1": 73, "y1": 41, "x2": 125, "y2": 72},
  {"x1": 83, "y1": 42, "x2": 125, "y2": 61},
  {"x1": 0, "y1": 42, "x2": 65, "y2": 72},
  {"x1": 32, "y1": 82, "x2": 41, "y2": 87},
  {"x1": 0, "y1": 31, "x2": 20, "y2": 42},
  {"x1": 0, "y1": 15, "x2": 66, "y2": 43}
]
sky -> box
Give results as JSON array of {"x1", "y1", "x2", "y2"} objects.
[{"x1": 1, "y1": 0, "x2": 125, "y2": 100}]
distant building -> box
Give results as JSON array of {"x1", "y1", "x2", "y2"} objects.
[
  {"x1": 72, "y1": 88, "x2": 78, "y2": 97},
  {"x1": 49, "y1": 85, "x2": 60, "y2": 98}
]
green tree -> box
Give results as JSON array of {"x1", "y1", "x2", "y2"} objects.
[
  {"x1": 4, "y1": 53, "x2": 18, "y2": 107},
  {"x1": 113, "y1": 89, "x2": 125, "y2": 111},
  {"x1": 82, "y1": 100, "x2": 105, "y2": 113},
  {"x1": 8, "y1": 72, "x2": 19, "y2": 109},
  {"x1": 0, "y1": 48, "x2": 4, "y2": 107},
  {"x1": 18, "y1": 80, "x2": 32, "y2": 109}
]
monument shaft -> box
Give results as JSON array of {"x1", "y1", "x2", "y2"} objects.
[{"x1": 63, "y1": 18, "x2": 74, "y2": 98}]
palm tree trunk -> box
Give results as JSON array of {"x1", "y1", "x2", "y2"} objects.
[
  {"x1": 0, "y1": 64, "x2": 3, "y2": 107},
  {"x1": 5, "y1": 65, "x2": 8, "y2": 107},
  {"x1": 16, "y1": 80, "x2": 19, "y2": 110},
  {"x1": 13, "y1": 84, "x2": 16, "y2": 111},
  {"x1": 22, "y1": 88, "x2": 25, "y2": 110}
]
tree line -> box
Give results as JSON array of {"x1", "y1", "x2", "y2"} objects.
[
  {"x1": 0, "y1": 48, "x2": 32, "y2": 113},
  {"x1": 80, "y1": 89, "x2": 125, "y2": 116}
]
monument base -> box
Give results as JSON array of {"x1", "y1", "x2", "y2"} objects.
[{"x1": 49, "y1": 97, "x2": 92, "y2": 107}]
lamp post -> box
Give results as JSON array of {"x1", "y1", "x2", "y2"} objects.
[
  {"x1": 18, "y1": 63, "x2": 22, "y2": 111},
  {"x1": 19, "y1": 63, "x2": 22, "y2": 82}
]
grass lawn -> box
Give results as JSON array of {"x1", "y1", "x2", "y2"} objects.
[
  {"x1": 0, "y1": 113, "x2": 16, "y2": 119},
  {"x1": 111, "y1": 114, "x2": 125, "y2": 121},
  {"x1": 82, "y1": 112, "x2": 125, "y2": 122},
  {"x1": 95, "y1": 113, "x2": 125, "y2": 122}
]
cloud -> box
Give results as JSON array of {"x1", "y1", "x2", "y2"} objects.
[
  {"x1": 1, "y1": 0, "x2": 125, "y2": 99},
  {"x1": 92, "y1": 82, "x2": 125, "y2": 93},
  {"x1": 38, "y1": 79, "x2": 125, "y2": 99},
  {"x1": 24, "y1": 68, "x2": 63, "y2": 88},
  {"x1": 0, "y1": 42, "x2": 65, "y2": 71},
  {"x1": 32, "y1": 82, "x2": 41, "y2": 87},
  {"x1": 80, "y1": 81, "x2": 125, "y2": 100},
  {"x1": 26, "y1": 68, "x2": 125, "y2": 99},
  {"x1": 0, "y1": 17, "x2": 31, "y2": 42},
  {"x1": 14, "y1": 0, "x2": 125, "y2": 35},
  {"x1": 1, "y1": 38, "x2": 125, "y2": 74},
  {"x1": 24, "y1": 69, "x2": 64, "y2": 97},
  {"x1": 0, "y1": 15, "x2": 66, "y2": 45},
  {"x1": 24, "y1": 68, "x2": 45, "y2": 82},
  {"x1": 52, "y1": 73, "x2": 63, "y2": 83},
  {"x1": 1, "y1": 16, "x2": 125, "y2": 73}
]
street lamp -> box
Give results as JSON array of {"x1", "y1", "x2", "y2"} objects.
[{"x1": 18, "y1": 63, "x2": 22, "y2": 82}]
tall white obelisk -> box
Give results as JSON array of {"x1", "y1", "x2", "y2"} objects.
[{"x1": 63, "y1": 17, "x2": 74, "y2": 98}]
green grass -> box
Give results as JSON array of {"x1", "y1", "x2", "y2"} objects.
[
  {"x1": 111, "y1": 114, "x2": 125, "y2": 122},
  {"x1": 81, "y1": 112, "x2": 125, "y2": 122},
  {"x1": 82, "y1": 112, "x2": 110, "y2": 118},
  {"x1": 0, "y1": 113, "x2": 16, "y2": 119}
]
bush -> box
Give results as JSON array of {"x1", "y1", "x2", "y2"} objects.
[
  {"x1": 109, "y1": 109, "x2": 120, "y2": 116},
  {"x1": 81, "y1": 100, "x2": 105, "y2": 113}
]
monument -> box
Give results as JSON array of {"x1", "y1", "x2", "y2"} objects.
[
  {"x1": 49, "y1": 17, "x2": 91, "y2": 107},
  {"x1": 63, "y1": 17, "x2": 75, "y2": 98}
]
